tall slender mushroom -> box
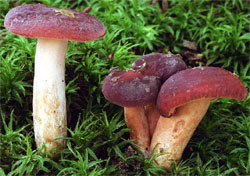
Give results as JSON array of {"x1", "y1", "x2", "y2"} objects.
[
  {"x1": 102, "y1": 70, "x2": 161, "y2": 156},
  {"x1": 4, "y1": 4, "x2": 106, "y2": 154},
  {"x1": 151, "y1": 67, "x2": 248, "y2": 169}
]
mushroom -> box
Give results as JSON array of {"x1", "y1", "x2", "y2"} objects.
[
  {"x1": 131, "y1": 53, "x2": 187, "y2": 82},
  {"x1": 131, "y1": 53, "x2": 187, "y2": 136},
  {"x1": 102, "y1": 53, "x2": 187, "y2": 156},
  {"x1": 4, "y1": 4, "x2": 106, "y2": 154},
  {"x1": 150, "y1": 67, "x2": 248, "y2": 169},
  {"x1": 102, "y1": 70, "x2": 161, "y2": 156}
]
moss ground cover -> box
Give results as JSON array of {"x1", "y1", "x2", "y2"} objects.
[{"x1": 0, "y1": 0, "x2": 249, "y2": 175}]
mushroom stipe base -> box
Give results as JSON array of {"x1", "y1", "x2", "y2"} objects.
[
  {"x1": 124, "y1": 107, "x2": 150, "y2": 158},
  {"x1": 150, "y1": 98, "x2": 212, "y2": 168}
]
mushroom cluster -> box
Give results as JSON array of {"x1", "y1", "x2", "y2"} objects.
[
  {"x1": 102, "y1": 53, "x2": 248, "y2": 169},
  {"x1": 102, "y1": 53, "x2": 187, "y2": 156},
  {"x1": 4, "y1": 4, "x2": 106, "y2": 155}
]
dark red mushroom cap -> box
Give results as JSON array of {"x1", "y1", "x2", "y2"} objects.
[
  {"x1": 157, "y1": 67, "x2": 248, "y2": 117},
  {"x1": 131, "y1": 53, "x2": 187, "y2": 82},
  {"x1": 4, "y1": 4, "x2": 106, "y2": 41},
  {"x1": 102, "y1": 70, "x2": 161, "y2": 107}
]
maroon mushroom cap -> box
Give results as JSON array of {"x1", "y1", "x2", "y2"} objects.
[
  {"x1": 4, "y1": 4, "x2": 106, "y2": 41},
  {"x1": 157, "y1": 67, "x2": 248, "y2": 117},
  {"x1": 102, "y1": 70, "x2": 161, "y2": 107},
  {"x1": 131, "y1": 53, "x2": 187, "y2": 82}
]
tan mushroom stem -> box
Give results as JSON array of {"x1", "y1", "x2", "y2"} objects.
[
  {"x1": 33, "y1": 38, "x2": 68, "y2": 153},
  {"x1": 150, "y1": 98, "x2": 213, "y2": 169},
  {"x1": 144, "y1": 104, "x2": 161, "y2": 138},
  {"x1": 124, "y1": 107, "x2": 150, "y2": 157}
]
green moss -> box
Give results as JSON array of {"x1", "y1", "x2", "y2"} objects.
[{"x1": 0, "y1": 0, "x2": 249, "y2": 175}]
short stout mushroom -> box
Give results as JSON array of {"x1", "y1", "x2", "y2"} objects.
[
  {"x1": 151, "y1": 67, "x2": 248, "y2": 169},
  {"x1": 131, "y1": 53, "x2": 187, "y2": 136},
  {"x1": 102, "y1": 70, "x2": 161, "y2": 156},
  {"x1": 4, "y1": 4, "x2": 105, "y2": 153}
]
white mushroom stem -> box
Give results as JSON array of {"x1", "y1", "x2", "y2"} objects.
[
  {"x1": 150, "y1": 98, "x2": 213, "y2": 169},
  {"x1": 124, "y1": 107, "x2": 150, "y2": 157},
  {"x1": 33, "y1": 38, "x2": 68, "y2": 153}
]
